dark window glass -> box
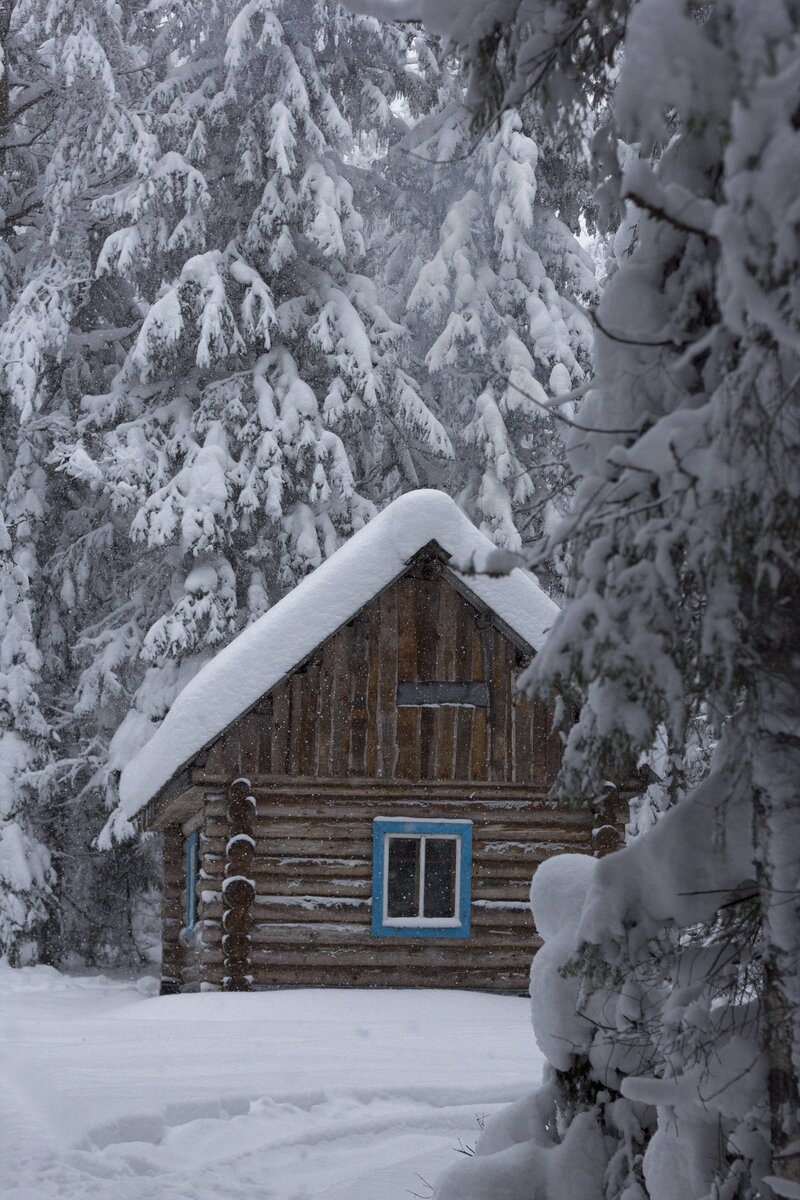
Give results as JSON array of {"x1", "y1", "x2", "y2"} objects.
[
  {"x1": 185, "y1": 831, "x2": 200, "y2": 927},
  {"x1": 397, "y1": 681, "x2": 489, "y2": 707},
  {"x1": 423, "y1": 838, "x2": 457, "y2": 918},
  {"x1": 386, "y1": 837, "x2": 420, "y2": 917}
]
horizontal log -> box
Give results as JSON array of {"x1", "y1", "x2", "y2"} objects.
[
  {"x1": 223, "y1": 798, "x2": 571, "y2": 817},
  {"x1": 254, "y1": 900, "x2": 372, "y2": 924},
  {"x1": 250, "y1": 858, "x2": 372, "y2": 879},
  {"x1": 205, "y1": 820, "x2": 371, "y2": 840},
  {"x1": 244, "y1": 923, "x2": 540, "y2": 950},
  {"x1": 236, "y1": 838, "x2": 373, "y2": 857},
  {"x1": 253, "y1": 877, "x2": 373, "y2": 898},
  {"x1": 476, "y1": 841, "x2": 592, "y2": 860},
  {"x1": 199, "y1": 950, "x2": 225, "y2": 965},
  {"x1": 203, "y1": 840, "x2": 371, "y2": 859},
  {"x1": 197, "y1": 775, "x2": 562, "y2": 797},
  {"x1": 472, "y1": 878, "x2": 534, "y2": 897},
  {"x1": 246, "y1": 946, "x2": 535, "y2": 969},
  {"x1": 201, "y1": 865, "x2": 373, "y2": 896},
  {"x1": 472, "y1": 861, "x2": 536, "y2": 881},
  {"x1": 199, "y1": 898, "x2": 536, "y2": 928},
  {"x1": 248, "y1": 923, "x2": 368, "y2": 945},
  {"x1": 475, "y1": 826, "x2": 592, "y2": 844},
  {"x1": 472, "y1": 908, "x2": 534, "y2": 928},
  {"x1": 202, "y1": 899, "x2": 366, "y2": 924},
  {"x1": 245, "y1": 966, "x2": 530, "y2": 992},
  {"x1": 203, "y1": 818, "x2": 593, "y2": 843},
  {"x1": 205, "y1": 798, "x2": 594, "y2": 826}
]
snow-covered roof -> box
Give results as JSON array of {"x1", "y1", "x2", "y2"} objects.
[{"x1": 118, "y1": 490, "x2": 558, "y2": 820}]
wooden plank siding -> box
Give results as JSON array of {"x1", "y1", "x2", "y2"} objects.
[{"x1": 192, "y1": 562, "x2": 561, "y2": 792}]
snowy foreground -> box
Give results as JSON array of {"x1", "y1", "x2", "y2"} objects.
[{"x1": 0, "y1": 966, "x2": 542, "y2": 1200}]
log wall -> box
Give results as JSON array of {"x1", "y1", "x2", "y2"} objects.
[{"x1": 190, "y1": 782, "x2": 609, "y2": 993}]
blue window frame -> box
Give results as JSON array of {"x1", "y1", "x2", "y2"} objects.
[
  {"x1": 184, "y1": 830, "x2": 200, "y2": 930},
  {"x1": 371, "y1": 818, "x2": 472, "y2": 938}
]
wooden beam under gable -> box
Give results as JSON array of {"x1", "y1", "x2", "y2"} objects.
[{"x1": 135, "y1": 775, "x2": 204, "y2": 832}]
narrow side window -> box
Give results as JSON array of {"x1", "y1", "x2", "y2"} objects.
[{"x1": 185, "y1": 830, "x2": 200, "y2": 930}]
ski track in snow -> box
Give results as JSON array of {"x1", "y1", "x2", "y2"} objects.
[{"x1": 0, "y1": 969, "x2": 542, "y2": 1199}]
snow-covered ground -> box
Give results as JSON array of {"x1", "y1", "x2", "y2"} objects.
[{"x1": 0, "y1": 965, "x2": 543, "y2": 1200}]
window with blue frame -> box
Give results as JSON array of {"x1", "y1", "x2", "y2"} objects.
[
  {"x1": 371, "y1": 818, "x2": 472, "y2": 938},
  {"x1": 184, "y1": 830, "x2": 200, "y2": 931}
]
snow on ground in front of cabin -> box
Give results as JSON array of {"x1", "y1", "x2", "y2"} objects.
[{"x1": 0, "y1": 965, "x2": 544, "y2": 1200}]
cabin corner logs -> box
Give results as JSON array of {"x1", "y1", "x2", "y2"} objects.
[{"x1": 156, "y1": 554, "x2": 625, "y2": 994}]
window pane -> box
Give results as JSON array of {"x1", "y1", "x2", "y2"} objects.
[
  {"x1": 423, "y1": 838, "x2": 457, "y2": 918},
  {"x1": 386, "y1": 838, "x2": 420, "y2": 918}
]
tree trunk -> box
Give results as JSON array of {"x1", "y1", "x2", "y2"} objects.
[{"x1": 753, "y1": 604, "x2": 800, "y2": 1190}]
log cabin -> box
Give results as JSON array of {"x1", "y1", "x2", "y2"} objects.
[{"x1": 116, "y1": 490, "x2": 623, "y2": 994}]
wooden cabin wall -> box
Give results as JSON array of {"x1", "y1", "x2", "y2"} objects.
[
  {"x1": 150, "y1": 556, "x2": 631, "y2": 994},
  {"x1": 195, "y1": 784, "x2": 599, "y2": 993},
  {"x1": 193, "y1": 567, "x2": 563, "y2": 791}
]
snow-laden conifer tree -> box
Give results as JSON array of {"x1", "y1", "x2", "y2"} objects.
[
  {"x1": 384, "y1": 95, "x2": 595, "y2": 567},
  {"x1": 49, "y1": 1, "x2": 451, "y2": 844},
  {"x1": 0, "y1": 507, "x2": 52, "y2": 960},
  {"x1": 350, "y1": 1, "x2": 800, "y2": 1197},
  {"x1": 0, "y1": 0, "x2": 153, "y2": 958}
]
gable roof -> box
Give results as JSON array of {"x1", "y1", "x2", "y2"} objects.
[{"x1": 115, "y1": 490, "x2": 558, "y2": 824}]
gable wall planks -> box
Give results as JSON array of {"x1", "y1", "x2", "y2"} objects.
[{"x1": 190, "y1": 566, "x2": 562, "y2": 790}]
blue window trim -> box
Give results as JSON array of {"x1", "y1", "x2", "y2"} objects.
[
  {"x1": 371, "y1": 818, "x2": 472, "y2": 939},
  {"x1": 185, "y1": 830, "x2": 200, "y2": 930}
]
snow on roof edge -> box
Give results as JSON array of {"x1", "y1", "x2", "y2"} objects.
[{"x1": 117, "y1": 490, "x2": 558, "y2": 823}]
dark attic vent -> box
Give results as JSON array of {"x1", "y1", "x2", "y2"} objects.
[{"x1": 396, "y1": 681, "x2": 489, "y2": 708}]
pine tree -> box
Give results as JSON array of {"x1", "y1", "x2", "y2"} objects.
[
  {"x1": 383, "y1": 91, "x2": 595, "y2": 577},
  {"x1": 0, "y1": 507, "x2": 52, "y2": 961},
  {"x1": 51, "y1": 1, "x2": 452, "y2": 845},
  {"x1": 0, "y1": 0, "x2": 153, "y2": 959}
]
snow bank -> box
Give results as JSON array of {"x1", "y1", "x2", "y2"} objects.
[
  {"x1": 436, "y1": 1098, "x2": 609, "y2": 1200},
  {"x1": 115, "y1": 490, "x2": 557, "y2": 824},
  {"x1": 2, "y1": 971, "x2": 543, "y2": 1199},
  {"x1": 577, "y1": 760, "x2": 755, "y2": 955},
  {"x1": 0, "y1": 960, "x2": 158, "y2": 994},
  {"x1": 529, "y1": 854, "x2": 597, "y2": 1072}
]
